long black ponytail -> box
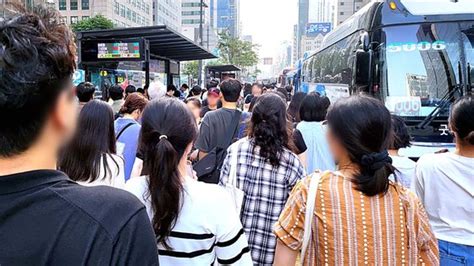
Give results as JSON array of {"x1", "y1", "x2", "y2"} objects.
[
  {"x1": 326, "y1": 95, "x2": 395, "y2": 196},
  {"x1": 139, "y1": 98, "x2": 197, "y2": 248}
]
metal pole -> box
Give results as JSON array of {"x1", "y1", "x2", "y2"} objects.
[{"x1": 197, "y1": 0, "x2": 204, "y2": 86}]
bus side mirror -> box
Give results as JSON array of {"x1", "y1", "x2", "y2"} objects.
[{"x1": 354, "y1": 49, "x2": 372, "y2": 87}]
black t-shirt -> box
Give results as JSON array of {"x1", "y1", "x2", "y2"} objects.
[
  {"x1": 0, "y1": 170, "x2": 159, "y2": 265},
  {"x1": 195, "y1": 108, "x2": 249, "y2": 153},
  {"x1": 293, "y1": 129, "x2": 307, "y2": 155},
  {"x1": 200, "y1": 105, "x2": 217, "y2": 118}
]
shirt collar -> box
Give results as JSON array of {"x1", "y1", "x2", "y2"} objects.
[{"x1": 0, "y1": 170, "x2": 70, "y2": 195}]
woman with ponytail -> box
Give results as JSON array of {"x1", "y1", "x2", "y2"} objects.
[
  {"x1": 274, "y1": 95, "x2": 439, "y2": 265},
  {"x1": 415, "y1": 96, "x2": 474, "y2": 265},
  {"x1": 125, "y1": 98, "x2": 252, "y2": 265},
  {"x1": 219, "y1": 93, "x2": 306, "y2": 265}
]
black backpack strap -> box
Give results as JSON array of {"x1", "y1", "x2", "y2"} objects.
[
  {"x1": 116, "y1": 122, "x2": 135, "y2": 140},
  {"x1": 218, "y1": 110, "x2": 242, "y2": 149}
]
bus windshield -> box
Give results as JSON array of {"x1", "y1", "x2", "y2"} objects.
[{"x1": 380, "y1": 22, "x2": 474, "y2": 117}]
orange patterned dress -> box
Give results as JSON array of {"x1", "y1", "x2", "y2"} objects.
[{"x1": 274, "y1": 171, "x2": 439, "y2": 265}]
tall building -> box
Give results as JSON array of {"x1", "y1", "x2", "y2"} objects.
[
  {"x1": 297, "y1": 0, "x2": 333, "y2": 59},
  {"x1": 292, "y1": 24, "x2": 298, "y2": 65},
  {"x1": 296, "y1": 0, "x2": 309, "y2": 60},
  {"x1": 308, "y1": 0, "x2": 332, "y2": 23},
  {"x1": 301, "y1": 34, "x2": 324, "y2": 54},
  {"x1": 153, "y1": 0, "x2": 181, "y2": 32},
  {"x1": 53, "y1": 0, "x2": 152, "y2": 27},
  {"x1": 216, "y1": 0, "x2": 239, "y2": 37},
  {"x1": 333, "y1": 0, "x2": 372, "y2": 26},
  {"x1": 181, "y1": 0, "x2": 218, "y2": 50}
]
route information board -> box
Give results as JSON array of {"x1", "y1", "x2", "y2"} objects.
[{"x1": 97, "y1": 42, "x2": 140, "y2": 59}]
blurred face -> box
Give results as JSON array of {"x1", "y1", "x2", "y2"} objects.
[
  {"x1": 186, "y1": 102, "x2": 201, "y2": 120},
  {"x1": 207, "y1": 95, "x2": 219, "y2": 107},
  {"x1": 51, "y1": 85, "x2": 78, "y2": 148},
  {"x1": 252, "y1": 85, "x2": 263, "y2": 96},
  {"x1": 326, "y1": 125, "x2": 347, "y2": 164}
]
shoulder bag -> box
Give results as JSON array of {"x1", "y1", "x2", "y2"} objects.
[
  {"x1": 224, "y1": 138, "x2": 245, "y2": 214},
  {"x1": 194, "y1": 110, "x2": 242, "y2": 184},
  {"x1": 300, "y1": 172, "x2": 322, "y2": 265}
]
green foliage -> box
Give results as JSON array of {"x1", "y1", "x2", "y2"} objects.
[
  {"x1": 182, "y1": 61, "x2": 199, "y2": 78},
  {"x1": 217, "y1": 32, "x2": 258, "y2": 68},
  {"x1": 71, "y1": 15, "x2": 114, "y2": 32}
]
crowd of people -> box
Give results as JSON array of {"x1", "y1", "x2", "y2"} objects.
[{"x1": 1, "y1": 6, "x2": 473, "y2": 266}]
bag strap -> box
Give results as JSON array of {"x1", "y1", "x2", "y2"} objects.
[
  {"x1": 301, "y1": 172, "x2": 321, "y2": 263},
  {"x1": 116, "y1": 122, "x2": 135, "y2": 140},
  {"x1": 218, "y1": 110, "x2": 242, "y2": 148}
]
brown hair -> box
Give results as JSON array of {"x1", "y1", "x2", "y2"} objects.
[{"x1": 119, "y1": 92, "x2": 148, "y2": 114}]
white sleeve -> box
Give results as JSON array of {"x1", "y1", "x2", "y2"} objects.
[
  {"x1": 114, "y1": 157, "x2": 126, "y2": 189},
  {"x1": 130, "y1": 158, "x2": 143, "y2": 179},
  {"x1": 413, "y1": 158, "x2": 426, "y2": 204},
  {"x1": 213, "y1": 189, "x2": 253, "y2": 265}
]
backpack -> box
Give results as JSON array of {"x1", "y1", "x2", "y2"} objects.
[{"x1": 193, "y1": 110, "x2": 242, "y2": 184}]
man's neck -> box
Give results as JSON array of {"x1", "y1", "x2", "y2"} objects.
[
  {"x1": 0, "y1": 146, "x2": 57, "y2": 176},
  {"x1": 221, "y1": 101, "x2": 237, "y2": 109}
]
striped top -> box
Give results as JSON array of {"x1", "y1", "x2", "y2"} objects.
[
  {"x1": 274, "y1": 171, "x2": 439, "y2": 266},
  {"x1": 125, "y1": 176, "x2": 253, "y2": 265}
]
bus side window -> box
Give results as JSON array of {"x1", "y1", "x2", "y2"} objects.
[{"x1": 312, "y1": 57, "x2": 318, "y2": 83}]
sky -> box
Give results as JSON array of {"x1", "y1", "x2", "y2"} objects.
[{"x1": 240, "y1": 0, "x2": 298, "y2": 59}]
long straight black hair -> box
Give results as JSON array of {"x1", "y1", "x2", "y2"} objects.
[
  {"x1": 139, "y1": 98, "x2": 197, "y2": 248},
  {"x1": 59, "y1": 100, "x2": 119, "y2": 182},
  {"x1": 326, "y1": 95, "x2": 395, "y2": 196}
]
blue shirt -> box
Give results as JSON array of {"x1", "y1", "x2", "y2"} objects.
[
  {"x1": 296, "y1": 121, "x2": 336, "y2": 173},
  {"x1": 115, "y1": 117, "x2": 141, "y2": 180}
]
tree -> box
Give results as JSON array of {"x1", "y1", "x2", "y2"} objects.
[
  {"x1": 182, "y1": 61, "x2": 199, "y2": 78},
  {"x1": 217, "y1": 32, "x2": 258, "y2": 68},
  {"x1": 72, "y1": 15, "x2": 114, "y2": 32}
]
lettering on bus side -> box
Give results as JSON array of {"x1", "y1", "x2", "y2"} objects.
[{"x1": 387, "y1": 41, "x2": 447, "y2": 53}]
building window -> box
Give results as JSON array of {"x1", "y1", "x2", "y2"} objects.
[
  {"x1": 81, "y1": 0, "x2": 89, "y2": 10},
  {"x1": 59, "y1": 0, "x2": 67, "y2": 10},
  {"x1": 182, "y1": 19, "x2": 200, "y2": 24},
  {"x1": 340, "y1": 2, "x2": 344, "y2": 5},
  {"x1": 60, "y1": 16, "x2": 67, "y2": 23},
  {"x1": 120, "y1": 4, "x2": 125, "y2": 17},
  {"x1": 182, "y1": 11, "x2": 202, "y2": 16},
  {"x1": 339, "y1": 12, "x2": 344, "y2": 15},
  {"x1": 182, "y1": 2, "x2": 201, "y2": 7},
  {"x1": 82, "y1": 16, "x2": 89, "y2": 20},
  {"x1": 70, "y1": 0, "x2": 78, "y2": 10},
  {"x1": 114, "y1": 1, "x2": 119, "y2": 14},
  {"x1": 71, "y1": 16, "x2": 79, "y2": 24}
]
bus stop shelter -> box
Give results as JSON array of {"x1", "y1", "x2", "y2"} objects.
[
  {"x1": 77, "y1": 25, "x2": 217, "y2": 89},
  {"x1": 205, "y1": 65, "x2": 241, "y2": 83}
]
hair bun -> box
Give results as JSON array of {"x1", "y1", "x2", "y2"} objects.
[
  {"x1": 465, "y1": 131, "x2": 474, "y2": 145},
  {"x1": 360, "y1": 151, "x2": 392, "y2": 171}
]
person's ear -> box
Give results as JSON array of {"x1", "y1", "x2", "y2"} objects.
[{"x1": 50, "y1": 87, "x2": 77, "y2": 140}]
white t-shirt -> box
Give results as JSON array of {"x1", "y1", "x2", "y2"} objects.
[
  {"x1": 389, "y1": 155, "x2": 416, "y2": 188},
  {"x1": 78, "y1": 154, "x2": 125, "y2": 189},
  {"x1": 124, "y1": 176, "x2": 253, "y2": 266},
  {"x1": 414, "y1": 152, "x2": 474, "y2": 246}
]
